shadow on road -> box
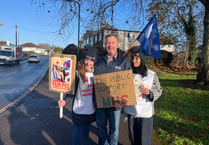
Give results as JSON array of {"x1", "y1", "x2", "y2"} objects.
[
  {"x1": 0, "y1": 72, "x2": 97, "y2": 145},
  {"x1": 0, "y1": 70, "x2": 159, "y2": 145}
]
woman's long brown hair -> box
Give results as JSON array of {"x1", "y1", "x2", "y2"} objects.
[{"x1": 77, "y1": 60, "x2": 86, "y2": 83}]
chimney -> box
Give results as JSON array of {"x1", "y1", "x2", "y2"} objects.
[
  {"x1": 6, "y1": 41, "x2": 10, "y2": 46},
  {"x1": 101, "y1": 21, "x2": 106, "y2": 29}
]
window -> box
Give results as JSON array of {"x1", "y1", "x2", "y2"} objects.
[
  {"x1": 95, "y1": 35, "x2": 97, "y2": 43},
  {"x1": 90, "y1": 37, "x2": 93, "y2": 45},
  {"x1": 99, "y1": 33, "x2": 102, "y2": 41},
  {"x1": 87, "y1": 38, "x2": 89, "y2": 44}
]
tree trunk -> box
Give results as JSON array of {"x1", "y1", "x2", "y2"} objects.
[
  {"x1": 188, "y1": 36, "x2": 197, "y2": 66},
  {"x1": 196, "y1": 1, "x2": 209, "y2": 83}
]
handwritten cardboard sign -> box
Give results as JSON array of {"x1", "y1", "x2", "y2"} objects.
[
  {"x1": 94, "y1": 70, "x2": 136, "y2": 108},
  {"x1": 49, "y1": 54, "x2": 76, "y2": 94}
]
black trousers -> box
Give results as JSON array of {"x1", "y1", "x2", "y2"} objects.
[{"x1": 128, "y1": 115, "x2": 153, "y2": 145}]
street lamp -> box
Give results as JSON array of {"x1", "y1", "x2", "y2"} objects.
[{"x1": 65, "y1": 0, "x2": 80, "y2": 59}]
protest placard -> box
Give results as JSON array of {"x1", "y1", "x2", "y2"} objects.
[
  {"x1": 94, "y1": 70, "x2": 136, "y2": 108},
  {"x1": 49, "y1": 54, "x2": 76, "y2": 94}
]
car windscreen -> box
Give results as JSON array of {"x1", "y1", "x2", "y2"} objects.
[
  {"x1": 29, "y1": 56, "x2": 38, "y2": 58},
  {"x1": 0, "y1": 50, "x2": 13, "y2": 57}
]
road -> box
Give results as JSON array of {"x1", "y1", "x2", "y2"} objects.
[
  {"x1": 0, "y1": 56, "x2": 49, "y2": 112},
  {"x1": 0, "y1": 69, "x2": 132, "y2": 145},
  {"x1": 0, "y1": 56, "x2": 161, "y2": 145}
]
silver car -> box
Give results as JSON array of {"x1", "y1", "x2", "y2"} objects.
[{"x1": 28, "y1": 54, "x2": 40, "y2": 63}]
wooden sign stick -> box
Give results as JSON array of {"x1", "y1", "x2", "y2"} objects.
[{"x1": 59, "y1": 93, "x2": 64, "y2": 118}]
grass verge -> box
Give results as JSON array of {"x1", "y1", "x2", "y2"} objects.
[{"x1": 154, "y1": 71, "x2": 209, "y2": 145}]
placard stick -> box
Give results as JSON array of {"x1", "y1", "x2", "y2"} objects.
[{"x1": 59, "y1": 93, "x2": 64, "y2": 118}]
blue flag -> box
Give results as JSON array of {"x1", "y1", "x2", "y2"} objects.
[{"x1": 136, "y1": 14, "x2": 161, "y2": 58}]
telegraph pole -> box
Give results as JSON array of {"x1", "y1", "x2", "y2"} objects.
[
  {"x1": 0, "y1": 21, "x2": 3, "y2": 26},
  {"x1": 15, "y1": 24, "x2": 18, "y2": 46}
]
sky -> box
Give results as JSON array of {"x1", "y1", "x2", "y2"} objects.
[
  {"x1": 0, "y1": 0, "x2": 148, "y2": 48},
  {"x1": 0, "y1": 0, "x2": 78, "y2": 48}
]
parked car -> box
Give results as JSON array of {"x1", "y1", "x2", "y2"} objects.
[{"x1": 28, "y1": 54, "x2": 40, "y2": 63}]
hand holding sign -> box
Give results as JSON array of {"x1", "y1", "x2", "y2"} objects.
[
  {"x1": 114, "y1": 102, "x2": 123, "y2": 109},
  {"x1": 58, "y1": 100, "x2": 66, "y2": 107},
  {"x1": 94, "y1": 70, "x2": 137, "y2": 108},
  {"x1": 140, "y1": 87, "x2": 150, "y2": 95},
  {"x1": 59, "y1": 93, "x2": 64, "y2": 118},
  {"x1": 49, "y1": 54, "x2": 77, "y2": 119}
]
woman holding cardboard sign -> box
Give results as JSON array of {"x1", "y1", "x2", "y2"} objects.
[
  {"x1": 123, "y1": 50, "x2": 162, "y2": 145},
  {"x1": 59, "y1": 45, "x2": 97, "y2": 145}
]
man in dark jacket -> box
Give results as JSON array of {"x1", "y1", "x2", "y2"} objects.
[{"x1": 94, "y1": 34, "x2": 131, "y2": 145}]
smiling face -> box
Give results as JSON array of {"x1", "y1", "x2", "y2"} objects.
[
  {"x1": 132, "y1": 56, "x2": 141, "y2": 67},
  {"x1": 105, "y1": 35, "x2": 119, "y2": 58},
  {"x1": 84, "y1": 58, "x2": 95, "y2": 72}
]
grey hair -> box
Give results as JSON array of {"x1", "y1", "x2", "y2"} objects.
[{"x1": 105, "y1": 33, "x2": 119, "y2": 43}]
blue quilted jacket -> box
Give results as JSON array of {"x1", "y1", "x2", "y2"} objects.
[{"x1": 94, "y1": 49, "x2": 131, "y2": 75}]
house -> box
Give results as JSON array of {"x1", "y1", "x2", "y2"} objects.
[
  {"x1": 0, "y1": 41, "x2": 47, "y2": 55},
  {"x1": 20, "y1": 43, "x2": 46, "y2": 54},
  {"x1": 80, "y1": 22, "x2": 175, "y2": 54},
  {"x1": 80, "y1": 22, "x2": 140, "y2": 52},
  {"x1": 0, "y1": 41, "x2": 15, "y2": 47},
  {"x1": 160, "y1": 45, "x2": 175, "y2": 54}
]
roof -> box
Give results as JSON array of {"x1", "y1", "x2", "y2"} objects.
[
  {"x1": 20, "y1": 43, "x2": 41, "y2": 48},
  {"x1": 0, "y1": 41, "x2": 7, "y2": 46},
  {"x1": 0, "y1": 41, "x2": 15, "y2": 46},
  {"x1": 100, "y1": 21, "x2": 118, "y2": 30},
  {"x1": 82, "y1": 21, "x2": 139, "y2": 39}
]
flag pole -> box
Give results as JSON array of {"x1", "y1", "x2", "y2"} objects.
[{"x1": 123, "y1": 39, "x2": 137, "y2": 56}]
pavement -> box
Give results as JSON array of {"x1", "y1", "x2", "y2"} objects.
[{"x1": 0, "y1": 70, "x2": 161, "y2": 145}]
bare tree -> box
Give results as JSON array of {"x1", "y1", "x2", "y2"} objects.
[
  {"x1": 196, "y1": 0, "x2": 209, "y2": 83},
  {"x1": 148, "y1": 0, "x2": 203, "y2": 66},
  {"x1": 32, "y1": 0, "x2": 143, "y2": 38},
  {"x1": 38, "y1": 43, "x2": 51, "y2": 50}
]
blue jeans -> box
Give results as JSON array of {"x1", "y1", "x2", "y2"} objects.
[
  {"x1": 72, "y1": 124, "x2": 90, "y2": 145},
  {"x1": 96, "y1": 108, "x2": 121, "y2": 145}
]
